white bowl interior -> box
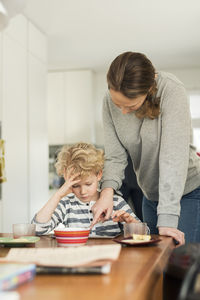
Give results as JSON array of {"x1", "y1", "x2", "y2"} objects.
[{"x1": 54, "y1": 227, "x2": 90, "y2": 232}]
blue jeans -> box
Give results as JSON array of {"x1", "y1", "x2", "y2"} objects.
[{"x1": 142, "y1": 186, "x2": 200, "y2": 243}]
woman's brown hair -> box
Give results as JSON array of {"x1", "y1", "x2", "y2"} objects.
[{"x1": 107, "y1": 52, "x2": 160, "y2": 119}]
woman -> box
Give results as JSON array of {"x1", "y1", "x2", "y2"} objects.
[{"x1": 92, "y1": 52, "x2": 200, "y2": 245}]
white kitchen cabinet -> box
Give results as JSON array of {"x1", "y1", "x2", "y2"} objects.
[
  {"x1": 47, "y1": 70, "x2": 95, "y2": 145},
  {"x1": 28, "y1": 21, "x2": 48, "y2": 220},
  {"x1": 0, "y1": 33, "x2": 2, "y2": 123},
  {"x1": 2, "y1": 34, "x2": 29, "y2": 231},
  {"x1": 28, "y1": 22, "x2": 47, "y2": 64},
  {"x1": 0, "y1": 17, "x2": 48, "y2": 232},
  {"x1": 0, "y1": 33, "x2": 2, "y2": 233},
  {"x1": 28, "y1": 54, "x2": 48, "y2": 219},
  {"x1": 4, "y1": 14, "x2": 27, "y2": 49}
]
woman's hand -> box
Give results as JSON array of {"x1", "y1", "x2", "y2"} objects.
[
  {"x1": 158, "y1": 227, "x2": 185, "y2": 247},
  {"x1": 91, "y1": 188, "x2": 114, "y2": 227},
  {"x1": 56, "y1": 168, "x2": 80, "y2": 199},
  {"x1": 112, "y1": 210, "x2": 139, "y2": 224}
]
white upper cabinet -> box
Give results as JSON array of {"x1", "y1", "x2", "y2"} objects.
[
  {"x1": 2, "y1": 34, "x2": 28, "y2": 230},
  {"x1": 0, "y1": 33, "x2": 2, "y2": 122},
  {"x1": 48, "y1": 70, "x2": 95, "y2": 145},
  {"x1": 28, "y1": 20, "x2": 48, "y2": 219},
  {"x1": 0, "y1": 17, "x2": 48, "y2": 232},
  {"x1": 4, "y1": 14, "x2": 27, "y2": 48},
  {"x1": 28, "y1": 54, "x2": 48, "y2": 218},
  {"x1": 28, "y1": 22, "x2": 47, "y2": 63},
  {"x1": 0, "y1": 33, "x2": 2, "y2": 232}
]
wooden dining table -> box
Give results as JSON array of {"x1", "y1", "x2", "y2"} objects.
[{"x1": 0, "y1": 233, "x2": 174, "y2": 300}]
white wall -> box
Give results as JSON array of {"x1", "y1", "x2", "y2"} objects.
[
  {"x1": 47, "y1": 72, "x2": 65, "y2": 145},
  {"x1": 164, "y1": 68, "x2": 200, "y2": 91},
  {"x1": 65, "y1": 70, "x2": 95, "y2": 144},
  {"x1": 93, "y1": 72, "x2": 107, "y2": 145},
  {"x1": 166, "y1": 68, "x2": 200, "y2": 151},
  {"x1": 93, "y1": 68, "x2": 200, "y2": 146},
  {"x1": 47, "y1": 70, "x2": 95, "y2": 145}
]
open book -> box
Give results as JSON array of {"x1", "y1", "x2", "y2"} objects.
[{"x1": 0, "y1": 244, "x2": 121, "y2": 274}]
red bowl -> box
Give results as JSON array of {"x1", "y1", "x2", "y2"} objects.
[{"x1": 54, "y1": 228, "x2": 90, "y2": 247}]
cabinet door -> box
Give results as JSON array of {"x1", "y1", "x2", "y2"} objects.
[
  {"x1": 0, "y1": 33, "x2": 2, "y2": 122},
  {"x1": 2, "y1": 35, "x2": 28, "y2": 232},
  {"x1": 0, "y1": 33, "x2": 2, "y2": 232},
  {"x1": 4, "y1": 14, "x2": 27, "y2": 49},
  {"x1": 28, "y1": 54, "x2": 49, "y2": 219},
  {"x1": 28, "y1": 22, "x2": 47, "y2": 63},
  {"x1": 47, "y1": 73, "x2": 65, "y2": 145},
  {"x1": 64, "y1": 70, "x2": 95, "y2": 143}
]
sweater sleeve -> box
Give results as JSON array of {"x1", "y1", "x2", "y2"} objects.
[
  {"x1": 31, "y1": 198, "x2": 67, "y2": 235},
  {"x1": 101, "y1": 92, "x2": 128, "y2": 191},
  {"x1": 157, "y1": 83, "x2": 191, "y2": 228}
]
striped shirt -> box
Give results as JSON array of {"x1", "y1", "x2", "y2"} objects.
[{"x1": 32, "y1": 193, "x2": 140, "y2": 237}]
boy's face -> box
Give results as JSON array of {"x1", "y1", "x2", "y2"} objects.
[{"x1": 71, "y1": 172, "x2": 102, "y2": 203}]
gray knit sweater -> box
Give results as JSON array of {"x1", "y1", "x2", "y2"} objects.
[{"x1": 101, "y1": 71, "x2": 200, "y2": 228}]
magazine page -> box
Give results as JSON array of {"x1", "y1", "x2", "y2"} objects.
[{"x1": 0, "y1": 244, "x2": 121, "y2": 267}]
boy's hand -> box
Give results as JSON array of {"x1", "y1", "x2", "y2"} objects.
[
  {"x1": 112, "y1": 210, "x2": 139, "y2": 224},
  {"x1": 56, "y1": 168, "x2": 80, "y2": 199}
]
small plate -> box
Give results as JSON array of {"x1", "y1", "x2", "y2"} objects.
[
  {"x1": 113, "y1": 236, "x2": 161, "y2": 246},
  {"x1": 0, "y1": 236, "x2": 40, "y2": 247}
]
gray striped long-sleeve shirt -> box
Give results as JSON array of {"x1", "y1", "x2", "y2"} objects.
[{"x1": 32, "y1": 193, "x2": 139, "y2": 237}]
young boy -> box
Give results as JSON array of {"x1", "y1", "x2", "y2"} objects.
[{"x1": 32, "y1": 142, "x2": 140, "y2": 237}]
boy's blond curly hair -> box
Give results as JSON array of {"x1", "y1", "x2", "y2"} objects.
[{"x1": 55, "y1": 142, "x2": 104, "y2": 178}]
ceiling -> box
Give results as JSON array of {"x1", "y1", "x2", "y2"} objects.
[{"x1": 23, "y1": 0, "x2": 200, "y2": 72}]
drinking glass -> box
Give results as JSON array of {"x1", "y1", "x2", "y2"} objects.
[
  {"x1": 124, "y1": 222, "x2": 150, "y2": 238},
  {"x1": 12, "y1": 223, "x2": 36, "y2": 238}
]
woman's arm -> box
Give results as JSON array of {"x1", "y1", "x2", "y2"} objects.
[
  {"x1": 101, "y1": 92, "x2": 128, "y2": 191},
  {"x1": 92, "y1": 93, "x2": 128, "y2": 225},
  {"x1": 91, "y1": 187, "x2": 114, "y2": 226},
  {"x1": 157, "y1": 83, "x2": 190, "y2": 229},
  {"x1": 156, "y1": 81, "x2": 190, "y2": 246}
]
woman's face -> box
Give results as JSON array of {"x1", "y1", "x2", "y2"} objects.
[{"x1": 110, "y1": 89, "x2": 147, "y2": 114}]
